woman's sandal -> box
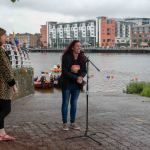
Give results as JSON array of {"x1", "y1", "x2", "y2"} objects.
[{"x1": 0, "y1": 134, "x2": 16, "y2": 141}]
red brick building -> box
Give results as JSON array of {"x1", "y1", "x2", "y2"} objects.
[
  {"x1": 131, "y1": 24, "x2": 150, "y2": 48},
  {"x1": 97, "y1": 17, "x2": 116, "y2": 48},
  {"x1": 40, "y1": 25, "x2": 48, "y2": 48}
]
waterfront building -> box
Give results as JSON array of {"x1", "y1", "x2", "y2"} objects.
[
  {"x1": 47, "y1": 20, "x2": 96, "y2": 48},
  {"x1": 40, "y1": 25, "x2": 48, "y2": 48},
  {"x1": 131, "y1": 24, "x2": 150, "y2": 48},
  {"x1": 115, "y1": 21, "x2": 135, "y2": 47},
  {"x1": 9, "y1": 33, "x2": 40, "y2": 48},
  {"x1": 96, "y1": 16, "x2": 116, "y2": 48},
  {"x1": 125, "y1": 18, "x2": 150, "y2": 26}
]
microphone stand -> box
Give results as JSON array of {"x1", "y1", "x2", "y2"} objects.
[{"x1": 66, "y1": 57, "x2": 101, "y2": 145}]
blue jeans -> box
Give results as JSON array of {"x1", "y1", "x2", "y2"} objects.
[{"x1": 61, "y1": 85, "x2": 80, "y2": 124}]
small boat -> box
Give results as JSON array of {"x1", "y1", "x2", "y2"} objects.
[
  {"x1": 34, "y1": 73, "x2": 53, "y2": 89},
  {"x1": 34, "y1": 81, "x2": 52, "y2": 89},
  {"x1": 34, "y1": 64, "x2": 62, "y2": 90}
]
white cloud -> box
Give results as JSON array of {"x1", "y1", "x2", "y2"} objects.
[{"x1": 0, "y1": 0, "x2": 150, "y2": 33}]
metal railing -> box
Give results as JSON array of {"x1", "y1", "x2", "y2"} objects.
[{"x1": 3, "y1": 44, "x2": 31, "y2": 68}]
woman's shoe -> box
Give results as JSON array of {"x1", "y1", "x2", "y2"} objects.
[
  {"x1": 70, "y1": 123, "x2": 81, "y2": 130},
  {"x1": 0, "y1": 134, "x2": 16, "y2": 141},
  {"x1": 62, "y1": 124, "x2": 69, "y2": 131}
]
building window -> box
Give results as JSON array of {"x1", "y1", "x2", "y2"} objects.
[{"x1": 107, "y1": 20, "x2": 112, "y2": 24}]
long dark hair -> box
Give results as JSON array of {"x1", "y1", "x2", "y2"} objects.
[
  {"x1": 62, "y1": 40, "x2": 87, "y2": 64},
  {"x1": 0, "y1": 28, "x2": 6, "y2": 46}
]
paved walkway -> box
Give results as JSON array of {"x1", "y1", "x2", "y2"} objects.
[{"x1": 0, "y1": 91, "x2": 150, "y2": 150}]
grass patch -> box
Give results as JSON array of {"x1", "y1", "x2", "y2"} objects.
[{"x1": 126, "y1": 82, "x2": 150, "y2": 97}]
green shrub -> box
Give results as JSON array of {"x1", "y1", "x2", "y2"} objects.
[
  {"x1": 126, "y1": 82, "x2": 150, "y2": 98},
  {"x1": 141, "y1": 87, "x2": 150, "y2": 97},
  {"x1": 126, "y1": 82, "x2": 145, "y2": 94},
  {"x1": 140, "y1": 84, "x2": 150, "y2": 97}
]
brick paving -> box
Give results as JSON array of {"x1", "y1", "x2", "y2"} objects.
[{"x1": 0, "y1": 91, "x2": 150, "y2": 150}]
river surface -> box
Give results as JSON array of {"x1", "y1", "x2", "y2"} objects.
[{"x1": 30, "y1": 53, "x2": 150, "y2": 94}]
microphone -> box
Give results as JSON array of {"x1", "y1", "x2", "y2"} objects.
[{"x1": 80, "y1": 49, "x2": 89, "y2": 62}]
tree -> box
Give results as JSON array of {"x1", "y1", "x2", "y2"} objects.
[{"x1": 10, "y1": 0, "x2": 17, "y2": 3}]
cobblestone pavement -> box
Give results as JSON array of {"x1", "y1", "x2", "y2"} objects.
[{"x1": 0, "y1": 91, "x2": 150, "y2": 150}]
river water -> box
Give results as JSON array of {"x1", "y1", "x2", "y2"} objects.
[{"x1": 30, "y1": 53, "x2": 150, "y2": 94}]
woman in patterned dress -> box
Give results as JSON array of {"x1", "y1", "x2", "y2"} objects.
[{"x1": 0, "y1": 27, "x2": 18, "y2": 141}]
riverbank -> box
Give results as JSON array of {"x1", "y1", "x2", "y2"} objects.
[{"x1": 30, "y1": 47, "x2": 150, "y2": 53}]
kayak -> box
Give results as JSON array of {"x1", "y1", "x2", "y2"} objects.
[{"x1": 34, "y1": 81, "x2": 53, "y2": 89}]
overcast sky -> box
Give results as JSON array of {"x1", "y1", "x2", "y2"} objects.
[{"x1": 0, "y1": 0, "x2": 150, "y2": 34}]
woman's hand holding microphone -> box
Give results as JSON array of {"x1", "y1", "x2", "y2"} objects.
[{"x1": 77, "y1": 76, "x2": 83, "y2": 84}]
